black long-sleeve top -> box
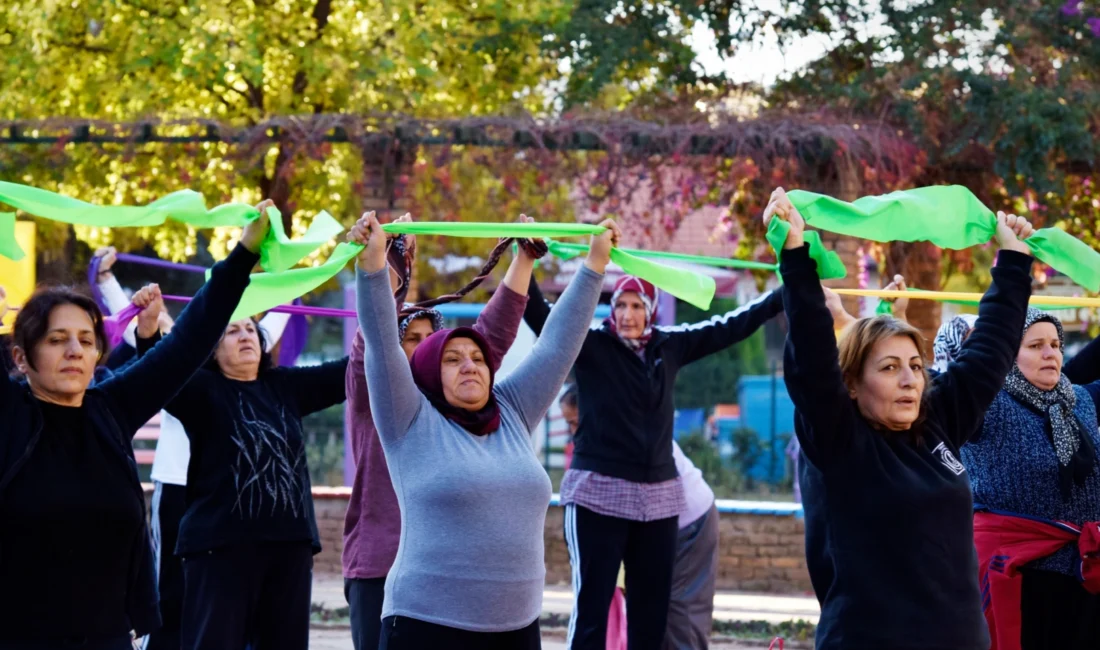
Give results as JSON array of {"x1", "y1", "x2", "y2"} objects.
[
  {"x1": 0, "y1": 244, "x2": 259, "y2": 640},
  {"x1": 783, "y1": 244, "x2": 1033, "y2": 650}
]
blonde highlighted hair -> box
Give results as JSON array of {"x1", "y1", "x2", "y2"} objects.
[{"x1": 837, "y1": 315, "x2": 930, "y2": 442}]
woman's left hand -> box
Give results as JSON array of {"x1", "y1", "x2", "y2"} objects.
[
  {"x1": 133, "y1": 284, "x2": 165, "y2": 338},
  {"x1": 241, "y1": 200, "x2": 273, "y2": 254},
  {"x1": 348, "y1": 211, "x2": 388, "y2": 273}
]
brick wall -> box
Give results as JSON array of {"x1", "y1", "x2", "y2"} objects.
[{"x1": 145, "y1": 487, "x2": 812, "y2": 593}]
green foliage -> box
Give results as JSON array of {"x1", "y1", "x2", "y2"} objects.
[
  {"x1": 677, "y1": 432, "x2": 744, "y2": 498},
  {"x1": 302, "y1": 404, "x2": 344, "y2": 486},
  {"x1": 672, "y1": 297, "x2": 768, "y2": 409},
  {"x1": 0, "y1": 0, "x2": 569, "y2": 279},
  {"x1": 730, "y1": 426, "x2": 765, "y2": 489},
  {"x1": 712, "y1": 618, "x2": 817, "y2": 641}
]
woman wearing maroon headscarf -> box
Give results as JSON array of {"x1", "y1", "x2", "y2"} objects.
[
  {"x1": 352, "y1": 212, "x2": 619, "y2": 649},
  {"x1": 525, "y1": 272, "x2": 785, "y2": 650},
  {"x1": 342, "y1": 215, "x2": 543, "y2": 650}
]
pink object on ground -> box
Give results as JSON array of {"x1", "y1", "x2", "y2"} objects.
[{"x1": 607, "y1": 587, "x2": 627, "y2": 650}]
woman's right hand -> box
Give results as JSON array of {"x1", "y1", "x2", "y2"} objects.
[
  {"x1": 0, "y1": 284, "x2": 7, "y2": 322},
  {"x1": 994, "y1": 211, "x2": 1035, "y2": 255},
  {"x1": 822, "y1": 285, "x2": 856, "y2": 330},
  {"x1": 240, "y1": 199, "x2": 274, "y2": 254},
  {"x1": 94, "y1": 246, "x2": 118, "y2": 279},
  {"x1": 132, "y1": 284, "x2": 165, "y2": 338},
  {"x1": 762, "y1": 187, "x2": 806, "y2": 250},
  {"x1": 348, "y1": 211, "x2": 388, "y2": 273},
  {"x1": 585, "y1": 218, "x2": 620, "y2": 274}
]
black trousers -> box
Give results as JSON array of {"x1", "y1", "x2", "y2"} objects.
[
  {"x1": 144, "y1": 482, "x2": 188, "y2": 650},
  {"x1": 380, "y1": 616, "x2": 541, "y2": 650},
  {"x1": 180, "y1": 542, "x2": 313, "y2": 650},
  {"x1": 563, "y1": 504, "x2": 679, "y2": 650},
  {"x1": 346, "y1": 577, "x2": 387, "y2": 650},
  {"x1": 1020, "y1": 569, "x2": 1100, "y2": 649}
]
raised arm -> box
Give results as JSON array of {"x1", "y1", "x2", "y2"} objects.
[
  {"x1": 259, "y1": 311, "x2": 291, "y2": 349},
  {"x1": 472, "y1": 233, "x2": 535, "y2": 367},
  {"x1": 1065, "y1": 334, "x2": 1100, "y2": 386},
  {"x1": 352, "y1": 213, "x2": 424, "y2": 443},
  {"x1": 277, "y1": 358, "x2": 350, "y2": 416},
  {"x1": 473, "y1": 284, "x2": 528, "y2": 372},
  {"x1": 523, "y1": 280, "x2": 552, "y2": 336},
  {"x1": 98, "y1": 207, "x2": 270, "y2": 434},
  {"x1": 95, "y1": 248, "x2": 139, "y2": 347},
  {"x1": 931, "y1": 247, "x2": 1034, "y2": 446},
  {"x1": 345, "y1": 329, "x2": 372, "y2": 461},
  {"x1": 496, "y1": 221, "x2": 615, "y2": 431},
  {"x1": 779, "y1": 244, "x2": 856, "y2": 462},
  {"x1": 765, "y1": 189, "x2": 855, "y2": 465},
  {"x1": 662, "y1": 289, "x2": 784, "y2": 366}
]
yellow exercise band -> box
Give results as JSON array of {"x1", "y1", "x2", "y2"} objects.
[{"x1": 836, "y1": 288, "x2": 1100, "y2": 308}]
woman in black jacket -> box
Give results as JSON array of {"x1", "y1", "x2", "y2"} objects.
[
  {"x1": 0, "y1": 210, "x2": 269, "y2": 650},
  {"x1": 765, "y1": 186, "x2": 1035, "y2": 650},
  {"x1": 525, "y1": 272, "x2": 784, "y2": 650}
]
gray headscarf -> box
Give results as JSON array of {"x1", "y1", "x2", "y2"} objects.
[{"x1": 1002, "y1": 308, "x2": 1096, "y2": 498}]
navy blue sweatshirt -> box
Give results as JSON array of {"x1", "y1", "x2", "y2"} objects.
[
  {"x1": 783, "y1": 244, "x2": 1033, "y2": 650},
  {"x1": 525, "y1": 281, "x2": 783, "y2": 483},
  {"x1": 0, "y1": 244, "x2": 258, "y2": 639}
]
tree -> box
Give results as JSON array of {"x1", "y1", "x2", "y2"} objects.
[
  {"x1": 0, "y1": 0, "x2": 569, "y2": 280},
  {"x1": 721, "y1": 1, "x2": 1100, "y2": 262}
]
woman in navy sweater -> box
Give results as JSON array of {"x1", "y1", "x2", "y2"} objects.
[
  {"x1": 0, "y1": 212, "x2": 268, "y2": 650},
  {"x1": 765, "y1": 187, "x2": 1035, "y2": 650}
]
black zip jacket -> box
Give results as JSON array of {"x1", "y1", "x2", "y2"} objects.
[
  {"x1": 0, "y1": 244, "x2": 257, "y2": 637},
  {"x1": 524, "y1": 281, "x2": 784, "y2": 483}
]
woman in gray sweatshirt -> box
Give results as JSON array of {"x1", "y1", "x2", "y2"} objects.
[{"x1": 351, "y1": 212, "x2": 619, "y2": 649}]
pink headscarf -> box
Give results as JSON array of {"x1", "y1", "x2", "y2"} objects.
[{"x1": 605, "y1": 276, "x2": 658, "y2": 350}]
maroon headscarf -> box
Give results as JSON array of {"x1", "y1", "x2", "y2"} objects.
[{"x1": 409, "y1": 326, "x2": 501, "y2": 436}]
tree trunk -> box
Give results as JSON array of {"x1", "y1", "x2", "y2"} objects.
[{"x1": 886, "y1": 241, "x2": 942, "y2": 355}]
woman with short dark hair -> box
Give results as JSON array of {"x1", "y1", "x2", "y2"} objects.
[
  {"x1": 766, "y1": 186, "x2": 1035, "y2": 650},
  {"x1": 0, "y1": 211, "x2": 268, "y2": 650}
]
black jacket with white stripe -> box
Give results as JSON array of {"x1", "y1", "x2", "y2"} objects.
[{"x1": 524, "y1": 281, "x2": 784, "y2": 483}]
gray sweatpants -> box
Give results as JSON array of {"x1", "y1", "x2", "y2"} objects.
[{"x1": 662, "y1": 503, "x2": 719, "y2": 650}]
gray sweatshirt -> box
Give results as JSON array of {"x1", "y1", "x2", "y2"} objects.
[{"x1": 356, "y1": 264, "x2": 603, "y2": 632}]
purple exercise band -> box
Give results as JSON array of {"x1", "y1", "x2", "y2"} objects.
[
  {"x1": 116, "y1": 252, "x2": 209, "y2": 274},
  {"x1": 161, "y1": 295, "x2": 355, "y2": 318}
]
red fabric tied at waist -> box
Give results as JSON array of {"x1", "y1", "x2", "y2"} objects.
[
  {"x1": 1079, "y1": 520, "x2": 1100, "y2": 588},
  {"x1": 974, "y1": 511, "x2": 1100, "y2": 650}
]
